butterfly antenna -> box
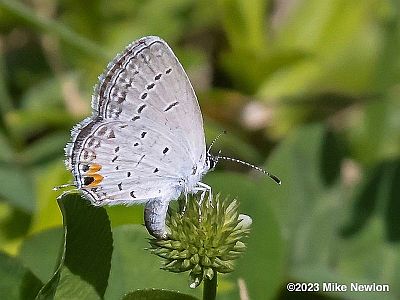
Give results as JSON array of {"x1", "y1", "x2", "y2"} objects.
[
  {"x1": 217, "y1": 155, "x2": 281, "y2": 185},
  {"x1": 207, "y1": 130, "x2": 227, "y2": 153}
]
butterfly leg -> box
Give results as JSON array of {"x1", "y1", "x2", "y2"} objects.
[
  {"x1": 181, "y1": 192, "x2": 189, "y2": 214},
  {"x1": 196, "y1": 182, "x2": 212, "y2": 207}
]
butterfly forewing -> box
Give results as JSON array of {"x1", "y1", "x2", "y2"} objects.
[{"x1": 65, "y1": 36, "x2": 207, "y2": 206}]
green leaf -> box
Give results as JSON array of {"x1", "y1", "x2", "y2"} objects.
[
  {"x1": 348, "y1": 98, "x2": 400, "y2": 165},
  {"x1": 0, "y1": 0, "x2": 109, "y2": 60},
  {"x1": 0, "y1": 132, "x2": 14, "y2": 163},
  {"x1": 0, "y1": 251, "x2": 43, "y2": 300},
  {"x1": 0, "y1": 205, "x2": 31, "y2": 254},
  {"x1": 262, "y1": 124, "x2": 326, "y2": 234},
  {"x1": 122, "y1": 289, "x2": 199, "y2": 300},
  {"x1": 19, "y1": 227, "x2": 63, "y2": 283},
  {"x1": 36, "y1": 193, "x2": 113, "y2": 299},
  {"x1": 262, "y1": 123, "x2": 400, "y2": 297},
  {"x1": 217, "y1": 0, "x2": 268, "y2": 53},
  {"x1": 342, "y1": 158, "x2": 400, "y2": 242},
  {"x1": 320, "y1": 129, "x2": 346, "y2": 186},
  {"x1": 21, "y1": 77, "x2": 63, "y2": 110},
  {"x1": 6, "y1": 109, "x2": 75, "y2": 141},
  {"x1": 106, "y1": 205, "x2": 143, "y2": 228},
  {"x1": 0, "y1": 165, "x2": 34, "y2": 212},
  {"x1": 30, "y1": 161, "x2": 70, "y2": 234},
  {"x1": 0, "y1": 39, "x2": 13, "y2": 115},
  {"x1": 20, "y1": 132, "x2": 69, "y2": 166},
  {"x1": 105, "y1": 225, "x2": 200, "y2": 300}
]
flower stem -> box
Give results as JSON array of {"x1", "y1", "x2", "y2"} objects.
[{"x1": 203, "y1": 272, "x2": 217, "y2": 300}]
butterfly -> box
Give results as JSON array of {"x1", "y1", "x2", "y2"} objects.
[
  {"x1": 65, "y1": 36, "x2": 217, "y2": 238},
  {"x1": 64, "y1": 36, "x2": 280, "y2": 239}
]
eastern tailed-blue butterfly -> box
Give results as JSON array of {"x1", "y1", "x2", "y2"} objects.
[{"x1": 64, "y1": 36, "x2": 280, "y2": 238}]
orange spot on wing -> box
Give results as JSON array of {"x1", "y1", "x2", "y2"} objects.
[
  {"x1": 87, "y1": 163, "x2": 102, "y2": 174},
  {"x1": 87, "y1": 173, "x2": 104, "y2": 187}
]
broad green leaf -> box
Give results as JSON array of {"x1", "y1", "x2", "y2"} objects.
[
  {"x1": 104, "y1": 225, "x2": 200, "y2": 300},
  {"x1": 337, "y1": 218, "x2": 400, "y2": 298},
  {"x1": 0, "y1": 132, "x2": 14, "y2": 162},
  {"x1": 342, "y1": 158, "x2": 400, "y2": 242},
  {"x1": 0, "y1": 251, "x2": 43, "y2": 300},
  {"x1": 385, "y1": 159, "x2": 400, "y2": 242},
  {"x1": 0, "y1": 165, "x2": 34, "y2": 212},
  {"x1": 19, "y1": 227, "x2": 63, "y2": 283},
  {"x1": 263, "y1": 124, "x2": 354, "y2": 270},
  {"x1": 54, "y1": 267, "x2": 101, "y2": 300},
  {"x1": 0, "y1": 42, "x2": 13, "y2": 114},
  {"x1": 295, "y1": 216, "x2": 399, "y2": 299},
  {"x1": 106, "y1": 205, "x2": 143, "y2": 228},
  {"x1": 262, "y1": 124, "x2": 326, "y2": 234},
  {"x1": 30, "y1": 161, "x2": 70, "y2": 234},
  {"x1": 263, "y1": 123, "x2": 400, "y2": 298},
  {"x1": 0, "y1": 204, "x2": 31, "y2": 255},
  {"x1": 36, "y1": 193, "x2": 113, "y2": 299},
  {"x1": 348, "y1": 98, "x2": 400, "y2": 165},
  {"x1": 204, "y1": 172, "x2": 285, "y2": 300},
  {"x1": 122, "y1": 289, "x2": 199, "y2": 300}
]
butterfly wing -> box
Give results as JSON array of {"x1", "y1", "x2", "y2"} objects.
[{"x1": 65, "y1": 36, "x2": 207, "y2": 206}]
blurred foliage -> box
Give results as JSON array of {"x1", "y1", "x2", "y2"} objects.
[{"x1": 0, "y1": 0, "x2": 399, "y2": 299}]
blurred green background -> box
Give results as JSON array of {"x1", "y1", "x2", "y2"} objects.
[{"x1": 0, "y1": 0, "x2": 399, "y2": 299}]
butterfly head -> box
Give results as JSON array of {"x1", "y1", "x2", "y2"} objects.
[{"x1": 206, "y1": 150, "x2": 220, "y2": 171}]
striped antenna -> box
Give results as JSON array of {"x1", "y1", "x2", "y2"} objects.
[
  {"x1": 207, "y1": 130, "x2": 227, "y2": 153},
  {"x1": 217, "y1": 155, "x2": 281, "y2": 185}
]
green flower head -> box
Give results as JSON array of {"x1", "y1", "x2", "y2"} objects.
[{"x1": 149, "y1": 194, "x2": 251, "y2": 288}]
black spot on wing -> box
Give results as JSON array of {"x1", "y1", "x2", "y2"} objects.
[
  {"x1": 118, "y1": 182, "x2": 122, "y2": 191},
  {"x1": 153, "y1": 168, "x2": 159, "y2": 173},
  {"x1": 138, "y1": 104, "x2": 147, "y2": 113},
  {"x1": 164, "y1": 101, "x2": 179, "y2": 112},
  {"x1": 163, "y1": 147, "x2": 169, "y2": 154},
  {"x1": 146, "y1": 83, "x2": 155, "y2": 90},
  {"x1": 83, "y1": 176, "x2": 94, "y2": 186},
  {"x1": 154, "y1": 74, "x2": 162, "y2": 80},
  {"x1": 141, "y1": 131, "x2": 147, "y2": 138}
]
